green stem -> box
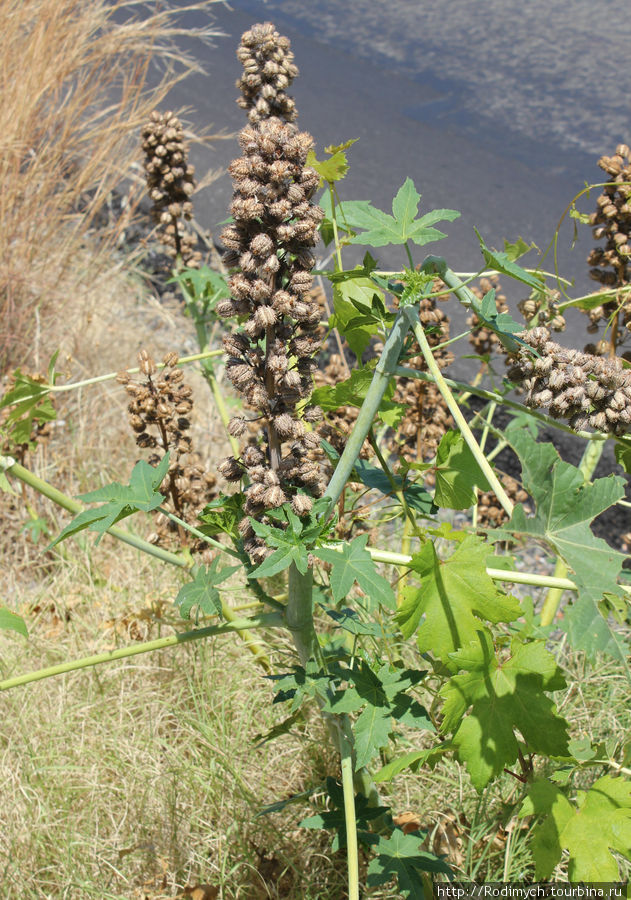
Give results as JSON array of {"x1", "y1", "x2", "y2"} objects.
[
  {"x1": 540, "y1": 440, "x2": 605, "y2": 626},
  {"x1": 324, "y1": 311, "x2": 411, "y2": 509},
  {"x1": 404, "y1": 241, "x2": 415, "y2": 269},
  {"x1": 286, "y1": 564, "x2": 316, "y2": 665},
  {"x1": 368, "y1": 429, "x2": 417, "y2": 532},
  {"x1": 394, "y1": 366, "x2": 610, "y2": 443},
  {"x1": 319, "y1": 543, "x2": 631, "y2": 595},
  {"x1": 398, "y1": 514, "x2": 414, "y2": 608},
  {"x1": 4, "y1": 459, "x2": 189, "y2": 569},
  {"x1": 10, "y1": 350, "x2": 224, "y2": 403},
  {"x1": 157, "y1": 506, "x2": 241, "y2": 560},
  {"x1": 402, "y1": 306, "x2": 514, "y2": 517},
  {"x1": 0, "y1": 613, "x2": 283, "y2": 691},
  {"x1": 472, "y1": 401, "x2": 497, "y2": 529},
  {"x1": 341, "y1": 748, "x2": 360, "y2": 900}
]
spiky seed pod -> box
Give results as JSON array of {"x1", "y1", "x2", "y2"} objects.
[
  {"x1": 506, "y1": 327, "x2": 631, "y2": 435},
  {"x1": 141, "y1": 110, "x2": 201, "y2": 268},
  {"x1": 584, "y1": 144, "x2": 631, "y2": 352},
  {"x1": 235, "y1": 23, "x2": 299, "y2": 124},
  {"x1": 218, "y1": 25, "x2": 325, "y2": 562},
  {"x1": 121, "y1": 349, "x2": 217, "y2": 552}
]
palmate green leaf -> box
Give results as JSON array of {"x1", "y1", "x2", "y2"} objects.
[
  {"x1": 433, "y1": 430, "x2": 491, "y2": 509},
  {"x1": 353, "y1": 458, "x2": 436, "y2": 515},
  {"x1": 306, "y1": 138, "x2": 358, "y2": 184},
  {"x1": 440, "y1": 634, "x2": 569, "y2": 790},
  {"x1": 268, "y1": 662, "x2": 333, "y2": 713},
  {"x1": 0, "y1": 607, "x2": 28, "y2": 637},
  {"x1": 396, "y1": 535, "x2": 521, "y2": 666},
  {"x1": 314, "y1": 534, "x2": 396, "y2": 610},
  {"x1": 495, "y1": 426, "x2": 629, "y2": 660},
  {"x1": 366, "y1": 829, "x2": 453, "y2": 898},
  {"x1": 174, "y1": 558, "x2": 240, "y2": 621},
  {"x1": 300, "y1": 776, "x2": 388, "y2": 852},
  {"x1": 0, "y1": 369, "x2": 57, "y2": 448},
  {"x1": 614, "y1": 438, "x2": 631, "y2": 474},
  {"x1": 198, "y1": 492, "x2": 245, "y2": 541},
  {"x1": 521, "y1": 775, "x2": 631, "y2": 880},
  {"x1": 324, "y1": 660, "x2": 432, "y2": 767},
  {"x1": 330, "y1": 276, "x2": 385, "y2": 358},
  {"x1": 374, "y1": 744, "x2": 454, "y2": 783},
  {"x1": 503, "y1": 236, "x2": 538, "y2": 262},
  {"x1": 310, "y1": 365, "x2": 404, "y2": 425},
  {"x1": 49, "y1": 454, "x2": 170, "y2": 547},
  {"x1": 345, "y1": 177, "x2": 459, "y2": 248}
]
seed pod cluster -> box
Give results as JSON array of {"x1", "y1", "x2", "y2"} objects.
[
  {"x1": 517, "y1": 289, "x2": 566, "y2": 333},
  {"x1": 506, "y1": 327, "x2": 631, "y2": 434},
  {"x1": 141, "y1": 110, "x2": 201, "y2": 268},
  {"x1": 585, "y1": 144, "x2": 631, "y2": 346},
  {"x1": 217, "y1": 25, "x2": 325, "y2": 564},
  {"x1": 235, "y1": 23, "x2": 298, "y2": 124},
  {"x1": 388, "y1": 283, "x2": 453, "y2": 464},
  {"x1": 118, "y1": 350, "x2": 217, "y2": 551}
]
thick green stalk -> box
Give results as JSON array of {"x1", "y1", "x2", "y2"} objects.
[
  {"x1": 540, "y1": 440, "x2": 605, "y2": 626},
  {"x1": 0, "y1": 613, "x2": 283, "y2": 691},
  {"x1": 324, "y1": 311, "x2": 411, "y2": 509},
  {"x1": 394, "y1": 365, "x2": 610, "y2": 442},
  {"x1": 341, "y1": 749, "x2": 360, "y2": 900},
  {"x1": 402, "y1": 306, "x2": 514, "y2": 517},
  {"x1": 286, "y1": 564, "x2": 316, "y2": 665},
  {"x1": 4, "y1": 459, "x2": 188, "y2": 568}
]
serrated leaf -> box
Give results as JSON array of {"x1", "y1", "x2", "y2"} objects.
[
  {"x1": 49, "y1": 455, "x2": 170, "y2": 547},
  {"x1": 0, "y1": 370, "x2": 57, "y2": 448},
  {"x1": 311, "y1": 365, "x2": 401, "y2": 426},
  {"x1": 496, "y1": 426, "x2": 629, "y2": 661},
  {"x1": 0, "y1": 608, "x2": 28, "y2": 637},
  {"x1": 432, "y1": 430, "x2": 491, "y2": 509},
  {"x1": 474, "y1": 228, "x2": 543, "y2": 290},
  {"x1": 439, "y1": 634, "x2": 569, "y2": 790},
  {"x1": 342, "y1": 177, "x2": 459, "y2": 248},
  {"x1": 615, "y1": 439, "x2": 631, "y2": 474},
  {"x1": 367, "y1": 829, "x2": 453, "y2": 898},
  {"x1": 503, "y1": 236, "x2": 537, "y2": 262},
  {"x1": 324, "y1": 607, "x2": 387, "y2": 637},
  {"x1": 353, "y1": 457, "x2": 437, "y2": 515},
  {"x1": 306, "y1": 139, "x2": 357, "y2": 184},
  {"x1": 199, "y1": 493, "x2": 245, "y2": 540},
  {"x1": 174, "y1": 559, "x2": 239, "y2": 621},
  {"x1": 300, "y1": 776, "x2": 388, "y2": 851},
  {"x1": 330, "y1": 276, "x2": 384, "y2": 357},
  {"x1": 521, "y1": 775, "x2": 631, "y2": 880},
  {"x1": 374, "y1": 745, "x2": 453, "y2": 783},
  {"x1": 396, "y1": 535, "x2": 521, "y2": 666},
  {"x1": 314, "y1": 534, "x2": 395, "y2": 610}
]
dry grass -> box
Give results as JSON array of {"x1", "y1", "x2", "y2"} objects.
[{"x1": 0, "y1": 0, "x2": 221, "y2": 371}]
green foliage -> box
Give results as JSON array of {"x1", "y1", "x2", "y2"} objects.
[
  {"x1": 306, "y1": 139, "x2": 358, "y2": 184},
  {"x1": 300, "y1": 776, "x2": 388, "y2": 850},
  {"x1": 249, "y1": 500, "x2": 333, "y2": 578},
  {"x1": 397, "y1": 535, "x2": 522, "y2": 666},
  {"x1": 432, "y1": 430, "x2": 491, "y2": 509},
  {"x1": 0, "y1": 608, "x2": 28, "y2": 638},
  {"x1": 366, "y1": 828, "x2": 453, "y2": 897},
  {"x1": 169, "y1": 266, "x2": 230, "y2": 320},
  {"x1": 198, "y1": 493, "x2": 245, "y2": 541},
  {"x1": 521, "y1": 775, "x2": 631, "y2": 879},
  {"x1": 174, "y1": 559, "x2": 240, "y2": 621},
  {"x1": 342, "y1": 178, "x2": 459, "y2": 248},
  {"x1": 440, "y1": 633, "x2": 569, "y2": 790},
  {"x1": 311, "y1": 364, "x2": 405, "y2": 426},
  {"x1": 314, "y1": 534, "x2": 396, "y2": 610},
  {"x1": 496, "y1": 426, "x2": 629, "y2": 660},
  {"x1": 474, "y1": 228, "x2": 543, "y2": 291},
  {"x1": 49, "y1": 454, "x2": 170, "y2": 547},
  {"x1": 352, "y1": 456, "x2": 436, "y2": 514},
  {"x1": 0, "y1": 365, "x2": 57, "y2": 449}
]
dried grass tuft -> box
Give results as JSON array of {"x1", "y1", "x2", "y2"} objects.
[{"x1": 0, "y1": 0, "x2": 221, "y2": 371}]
